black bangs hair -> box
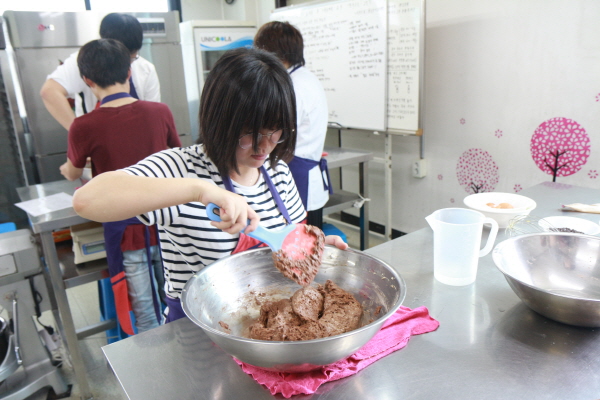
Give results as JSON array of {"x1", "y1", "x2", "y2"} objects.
[
  {"x1": 77, "y1": 39, "x2": 131, "y2": 88},
  {"x1": 254, "y1": 21, "x2": 305, "y2": 67},
  {"x1": 99, "y1": 13, "x2": 143, "y2": 53},
  {"x1": 198, "y1": 47, "x2": 297, "y2": 177}
]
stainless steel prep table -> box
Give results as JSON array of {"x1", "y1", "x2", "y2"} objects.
[
  {"x1": 17, "y1": 179, "x2": 113, "y2": 400},
  {"x1": 103, "y1": 181, "x2": 600, "y2": 399}
]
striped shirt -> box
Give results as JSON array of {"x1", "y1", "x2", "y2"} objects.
[{"x1": 122, "y1": 144, "x2": 306, "y2": 298}]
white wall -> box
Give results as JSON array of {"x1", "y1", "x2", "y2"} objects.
[
  {"x1": 184, "y1": 0, "x2": 600, "y2": 237},
  {"x1": 328, "y1": 0, "x2": 600, "y2": 236},
  {"x1": 181, "y1": 0, "x2": 274, "y2": 25}
]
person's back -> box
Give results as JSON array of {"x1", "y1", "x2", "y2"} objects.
[
  {"x1": 68, "y1": 100, "x2": 179, "y2": 176},
  {"x1": 61, "y1": 38, "x2": 180, "y2": 335},
  {"x1": 289, "y1": 66, "x2": 328, "y2": 163},
  {"x1": 61, "y1": 39, "x2": 179, "y2": 179}
]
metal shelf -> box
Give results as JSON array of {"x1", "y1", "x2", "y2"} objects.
[
  {"x1": 56, "y1": 241, "x2": 109, "y2": 289},
  {"x1": 323, "y1": 190, "x2": 361, "y2": 215},
  {"x1": 323, "y1": 147, "x2": 372, "y2": 250}
]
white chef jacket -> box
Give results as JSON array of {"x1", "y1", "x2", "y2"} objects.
[
  {"x1": 289, "y1": 65, "x2": 329, "y2": 211},
  {"x1": 47, "y1": 50, "x2": 161, "y2": 117}
]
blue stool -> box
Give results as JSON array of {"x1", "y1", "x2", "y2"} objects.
[
  {"x1": 322, "y1": 223, "x2": 347, "y2": 243},
  {"x1": 0, "y1": 222, "x2": 16, "y2": 234}
]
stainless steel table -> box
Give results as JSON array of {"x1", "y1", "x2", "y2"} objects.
[
  {"x1": 103, "y1": 182, "x2": 600, "y2": 399},
  {"x1": 17, "y1": 179, "x2": 113, "y2": 400}
]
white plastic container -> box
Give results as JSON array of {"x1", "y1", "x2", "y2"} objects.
[
  {"x1": 463, "y1": 192, "x2": 536, "y2": 228},
  {"x1": 426, "y1": 208, "x2": 499, "y2": 286}
]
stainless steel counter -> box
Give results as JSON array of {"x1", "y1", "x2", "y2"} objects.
[
  {"x1": 103, "y1": 182, "x2": 600, "y2": 399},
  {"x1": 16, "y1": 180, "x2": 87, "y2": 234},
  {"x1": 17, "y1": 179, "x2": 107, "y2": 400}
]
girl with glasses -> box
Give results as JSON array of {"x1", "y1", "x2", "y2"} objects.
[{"x1": 73, "y1": 47, "x2": 347, "y2": 323}]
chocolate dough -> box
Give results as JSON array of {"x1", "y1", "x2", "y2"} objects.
[
  {"x1": 272, "y1": 224, "x2": 325, "y2": 286},
  {"x1": 248, "y1": 280, "x2": 362, "y2": 341}
]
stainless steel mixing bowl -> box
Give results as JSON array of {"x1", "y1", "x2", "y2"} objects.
[
  {"x1": 492, "y1": 232, "x2": 600, "y2": 327},
  {"x1": 181, "y1": 245, "x2": 406, "y2": 372}
]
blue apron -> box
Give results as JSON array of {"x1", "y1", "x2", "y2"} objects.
[
  {"x1": 288, "y1": 156, "x2": 333, "y2": 209},
  {"x1": 103, "y1": 217, "x2": 162, "y2": 335},
  {"x1": 164, "y1": 166, "x2": 292, "y2": 322}
]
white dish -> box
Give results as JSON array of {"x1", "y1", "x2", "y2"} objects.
[
  {"x1": 463, "y1": 192, "x2": 537, "y2": 228},
  {"x1": 539, "y1": 216, "x2": 600, "y2": 235}
]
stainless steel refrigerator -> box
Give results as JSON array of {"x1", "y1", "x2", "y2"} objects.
[{"x1": 1, "y1": 10, "x2": 192, "y2": 184}]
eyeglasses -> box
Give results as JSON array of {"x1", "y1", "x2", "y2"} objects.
[{"x1": 238, "y1": 129, "x2": 285, "y2": 149}]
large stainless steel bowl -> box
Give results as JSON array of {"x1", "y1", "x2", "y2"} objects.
[
  {"x1": 492, "y1": 233, "x2": 600, "y2": 327},
  {"x1": 181, "y1": 245, "x2": 406, "y2": 372}
]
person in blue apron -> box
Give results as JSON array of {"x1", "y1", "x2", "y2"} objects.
[
  {"x1": 72, "y1": 47, "x2": 349, "y2": 323},
  {"x1": 59, "y1": 39, "x2": 181, "y2": 335},
  {"x1": 254, "y1": 21, "x2": 332, "y2": 228}
]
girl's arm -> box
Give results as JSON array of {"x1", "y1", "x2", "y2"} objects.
[{"x1": 72, "y1": 171, "x2": 259, "y2": 234}]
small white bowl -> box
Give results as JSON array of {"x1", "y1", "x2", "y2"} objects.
[
  {"x1": 539, "y1": 216, "x2": 600, "y2": 235},
  {"x1": 463, "y1": 192, "x2": 537, "y2": 228}
]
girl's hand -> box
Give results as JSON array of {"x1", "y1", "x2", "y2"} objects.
[
  {"x1": 201, "y1": 187, "x2": 259, "y2": 234},
  {"x1": 325, "y1": 235, "x2": 348, "y2": 250}
]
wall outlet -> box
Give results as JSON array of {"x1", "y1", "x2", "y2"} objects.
[{"x1": 412, "y1": 159, "x2": 427, "y2": 178}]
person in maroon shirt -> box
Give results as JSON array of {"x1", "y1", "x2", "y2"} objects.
[{"x1": 61, "y1": 38, "x2": 181, "y2": 334}]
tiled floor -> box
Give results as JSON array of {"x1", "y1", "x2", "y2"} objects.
[{"x1": 27, "y1": 218, "x2": 386, "y2": 399}]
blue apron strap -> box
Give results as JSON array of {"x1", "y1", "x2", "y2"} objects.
[
  {"x1": 289, "y1": 64, "x2": 301, "y2": 75},
  {"x1": 222, "y1": 174, "x2": 235, "y2": 192},
  {"x1": 100, "y1": 92, "x2": 132, "y2": 105},
  {"x1": 259, "y1": 166, "x2": 291, "y2": 224},
  {"x1": 319, "y1": 158, "x2": 334, "y2": 194},
  {"x1": 221, "y1": 167, "x2": 291, "y2": 224},
  {"x1": 129, "y1": 77, "x2": 139, "y2": 99}
]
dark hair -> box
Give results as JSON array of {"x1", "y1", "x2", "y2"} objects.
[
  {"x1": 99, "y1": 13, "x2": 143, "y2": 53},
  {"x1": 199, "y1": 47, "x2": 297, "y2": 177},
  {"x1": 254, "y1": 21, "x2": 305, "y2": 67},
  {"x1": 77, "y1": 39, "x2": 131, "y2": 88}
]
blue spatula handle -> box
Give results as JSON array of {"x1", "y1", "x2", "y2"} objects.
[{"x1": 205, "y1": 203, "x2": 295, "y2": 251}]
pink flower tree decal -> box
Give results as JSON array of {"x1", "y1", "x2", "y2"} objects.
[
  {"x1": 456, "y1": 148, "x2": 499, "y2": 193},
  {"x1": 530, "y1": 117, "x2": 591, "y2": 182}
]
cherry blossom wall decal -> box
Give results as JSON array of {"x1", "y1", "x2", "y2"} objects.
[
  {"x1": 456, "y1": 148, "x2": 499, "y2": 194},
  {"x1": 530, "y1": 117, "x2": 590, "y2": 182}
]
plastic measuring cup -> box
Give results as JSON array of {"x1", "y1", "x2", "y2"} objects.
[{"x1": 426, "y1": 208, "x2": 499, "y2": 286}]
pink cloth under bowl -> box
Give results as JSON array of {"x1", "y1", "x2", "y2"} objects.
[{"x1": 234, "y1": 305, "x2": 439, "y2": 398}]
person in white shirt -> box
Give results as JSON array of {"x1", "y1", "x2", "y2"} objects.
[
  {"x1": 254, "y1": 21, "x2": 331, "y2": 229},
  {"x1": 40, "y1": 13, "x2": 160, "y2": 131}
]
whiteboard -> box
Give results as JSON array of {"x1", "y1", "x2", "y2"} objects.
[
  {"x1": 271, "y1": 0, "x2": 424, "y2": 134},
  {"x1": 387, "y1": 0, "x2": 423, "y2": 133},
  {"x1": 271, "y1": 0, "x2": 388, "y2": 131}
]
